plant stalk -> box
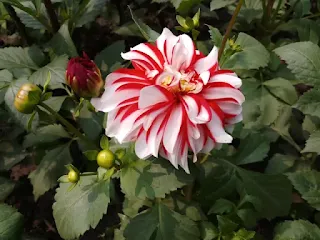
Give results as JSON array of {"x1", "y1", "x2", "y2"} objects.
[
  {"x1": 3, "y1": 3, "x2": 31, "y2": 46},
  {"x1": 270, "y1": 0, "x2": 283, "y2": 24},
  {"x1": 184, "y1": 183, "x2": 194, "y2": 202},
  {"x1": 274, "y1": 0, "x2": 299, "y2": 28},
  {"x1": 39, "y1": 102, "x2": 97, "y2": 149},
  {"x1": 218, "y1": 0, "x2": 244, "y2": 59},
  {"x1": 43, "y1": 0, "x2": 60, "y2": 32}
]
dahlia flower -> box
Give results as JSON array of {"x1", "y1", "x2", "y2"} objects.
[
  {"x1": 91, "y1": 28, "x2": 244, "y2": 173},
  {"x1": 66, "y1": 52, "x2": 104, "y2": 98}
]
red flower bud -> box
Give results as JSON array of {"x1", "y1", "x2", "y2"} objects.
[{"x1": 66, "y1": 53, "x2": 104, "y2": 98}]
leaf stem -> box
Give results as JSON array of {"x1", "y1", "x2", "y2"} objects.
[
  {"x1": 39, "y1": 102, "x2": 98, "y2": 149},
  {"x1": 43, "y1": 0, "x2": 60, "y2": 32},
  {"x1": 184, "y1": 183, "x2": 194, "y2": 202},
  {"x1": 80, "y1": 172, "x2": 97, "y2": 176},
  {"x1": 270, "y1": 0, "x2": 283, "y2": 25},
  {"x1": 218, "y1": 0, "x2": 244, "y2": 59},
  {"x1": 274, "y1": 0, "x2": 299, "y2": 28},
  {"x1": 304, "y1": 12, "x2": 320, "y2": 19},
  {"x1": 3, "y1": 3, "x2": 31, "y2": 46}
]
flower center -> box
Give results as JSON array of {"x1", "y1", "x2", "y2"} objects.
[{"x1": 157, "y1": 65, "x2": 203, "y2": 94}]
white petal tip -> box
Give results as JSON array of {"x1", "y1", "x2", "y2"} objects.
[{"x1": 215, "y1": 134, "x2": 233, "y2": 144}]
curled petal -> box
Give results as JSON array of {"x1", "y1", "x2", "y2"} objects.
[{"x1": 194, "y1": 46, "x2": 219, "y2": 74}]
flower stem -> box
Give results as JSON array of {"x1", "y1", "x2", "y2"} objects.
[
  {"x1": 39, "y1": 102, "x2": 98, "y2": 149},
  {"x1": 43, "y1": 0, "x2": 60, "y2": 32},
  {"x1": 184, "y1": 183, "x2": 194, "y2": 202},
  {"x1": 218, "y1": 0, "x2": 244, "y2": 59},
  {"x1": 3, "y1": 3, "x2": 31, "y2": 46},
  {"x1": 304, "y1": 12, "x2": 320, "y2": 19},
  {"x1": 273, "y1": 0, "x2": 299, "y2": 28},
  {"x1": 270, "y1": 0, "x2": 283, "y2": 25}
]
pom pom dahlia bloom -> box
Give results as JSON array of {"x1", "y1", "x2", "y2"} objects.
[{"x1": 91, "y1": 28, "x2": 244, "y2": 173}]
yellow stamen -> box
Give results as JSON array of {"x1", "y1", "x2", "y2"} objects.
[{"x1": 161, "y1": 76, "x2": 173, "y2": 86}]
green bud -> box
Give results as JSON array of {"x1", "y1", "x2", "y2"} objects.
[{"x1": 14, "y1": 83, "x2": 41, "y2": 114}]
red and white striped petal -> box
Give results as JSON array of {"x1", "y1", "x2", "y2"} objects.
[
  {"x1": 131, "y1": 43, "x2": 165, "y2": 68},
  {"x1": 202, "y1": 85, "x2": 245, "y2": 105},
  {"x1": 121, "y1": 51, "x2": 159, "y2": 72},
  {"x1": 209, "y1": 71, "x2": 242, "y2": 88},
  {"x1": 163, "y1": 105, "x2": 183, "y2": 153},
  {"x1": 194, "y1": 46, "x2": 218, "y2": 74},
  {"x1": 217, "y1": 101, "x2": 242, "y2": 116},
  {"x1": 182, "y1": 95, "x2": 211, "y2": 124},
  {"x1": 171, "y1": 34, "x2": 195, "y2": 70},
  {"x1": 135, "y1": 131, "x2": 151, "y2": 159},
  {"x1": 156, "y1": 28, "x2": 179, "y2": 64},
  {"x1": 147, "y1": 114, "x2": 166, "y2": 157},
  {"x1": 138, "y1": 85, "x2": 173, "y2": 109},
  {"x1": 206, "y1": 109, "x2": 233, "y2": 144}
]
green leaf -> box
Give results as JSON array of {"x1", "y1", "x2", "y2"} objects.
[
  {"x1": 277, "y1": 19, "x2": 320, "y2": 44},
  {"x1": 4, "y1": 78, "x2": 39, "y2": 130},
  {"x1": 232, "y1": 229, "x2": 255, "y2": 240},
  {"x1": 265, "y1": 154, "x2": 296, "y2": 174},
  {"x1": 241, "y1": 79, "x2": 262, "y2": 128},
  {"x1": 94, "y1": 41, "x2": 125, "y2": 77},
  {"x1": 53, "y1": 176, "x2": 111, "y2": 240},
  {"x1": 222, "y1": 32, "x2": 270, "y2": 70},
  {"x1": 0, "y1": 69, "x2": 13, "y2": 89},
  {"x1": 292, "y1": 0, "x2": 311, "y2": 17},
  {"x1": 233, "y1": 133, "x2": 270, "y2": 165},
  {"x1": 0, "y1": 204, "x2": 24, "y2": 240},
  {"x1": 0, "y1": 47, "x2": 39, "y2": 70},
  {"x1": 128, "y1": 7, "x2": 160, "y2": 42},
  {"x1": 124, "y1": 203, "x2": 200, "y2": 240},
  {"x1": 29, "y1": 55, "x2": 68, "y2": 87},
  {"x1": 171, "y1": 0, "x2": 202, "y2": 15},
  {"x1": 259, "y1": 86, "x2": 281, "y2": 126},
  {"x1": 271, "y1": 105, "x2": 298, "y2": 150},
  {"x1": 217, "y1": 215, "x2": 238, "y2": 234},
  {"x1": 29, "y1": 143, "x2": 72, "y2": 200},
  {"x1": 236, "y1": 208, "x2": 259, "y2": 229},
  {"x1": 287, "y1": 170, "x2": 320, "y2": 210},
  {"x1": 23, "y1": 124, "x2": 70, "y2": 148},
  {"x1": 47, "y1": 22, "x2": 78, "y2": 57},
  {"x1": 208, "y1": 25, "x2": 222, "y2": 48},
  {"x1": 114, "y1": 214, "x2": 130, "y2": 240},
  {"x1": 199, "y1": 162, "x2": 237, "y2": 207},
  {"x1": 78, "y1": 101, "x2": 104, "y2": 141},
  {"x1": 302, "y1": 130, "x2": 320, "y2": 154},
  {"x1": 263, "y1": 78, "x2": 298, "y2": 105},
  {"x1": 274, "y1": 42, "x2": 320, "y2": 86},
  {"x1": 0, "y1": 177, "x2": 15, "y2": 201},
  {"x1": 237, "y1": 169, "x2": 292, "y2": 219},
  {"x1": 295, "y1": 88, "x2": 320, "y2": 119},
  {"x1": 237, "y1": 0, "x2": 264, "y2": 24},
  {"x1": 120, "y1": 158, "x2": 193, "y2": 199},
  {"x1": 13, "y1": 1, "x2": 48, "y2": 30},
  {"x1": 200, "y1": 221, "x2": 219, "y2": 240},
  {"x1": 83, "y1": 150, "x2": 99, "y2": 161},
  {"x1": 0, "y1": 141, "x2": 27, "y2": 171},
  {"x1": 210, "y1": 0, "x2": 236, "y2": 11},
  {"x1": 302, "y1": 115, "x2": 320, "y2": 134},
  {"x1": 75, "y1": 0, "x2": 106, "y2": 27},
  {"x1": 99, "y1": 135, "x2": 109, "y2": 150},
  {"x1": 42, "y1": 96, "x2": 67, "y2": 112},
  {"x1": 208, "y1": 199, "x2": 236, "y2": 215},
  {"x1": 274, "y1": 220, "x2": 320, "y2": 240},
  {"x1": 123, "y1": 197, "x2": 150, "y2": 218},
  {"x1": 216, "y1": 158, "x2": 292, "y2": 219}
]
